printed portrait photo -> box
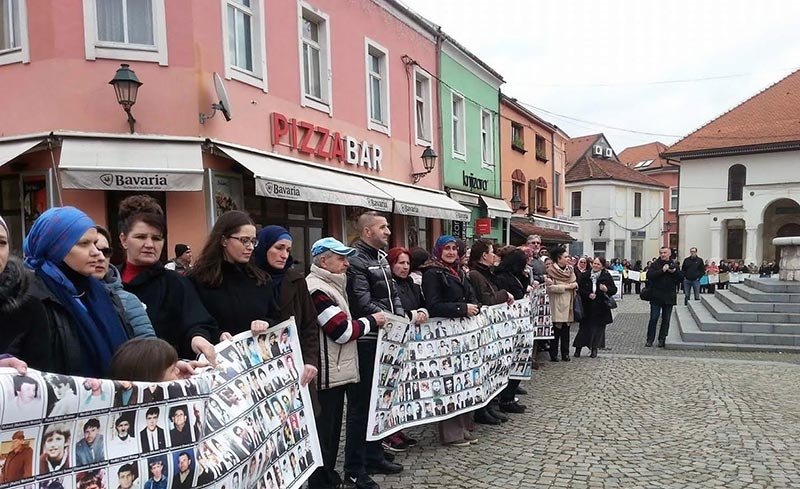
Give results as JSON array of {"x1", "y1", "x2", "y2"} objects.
[
  {"x1": 144, "y1": 455, "x2": 170, "y2": 489},
  {"x1": 74, "y1": 468, "x2": 107, "y2": 489},
  {"x1": 38, "y1": 474, "x2": 74, "y2": 489},
  {"x1": 44, "y1": 374, "x2": 79, "y2": 419},
  {"x1": 109, "y1": 461, "x2": 140, "y2": 489},
  {"x1": 138, "y1": 406, "x2": 168, "y2": 454},
  {"x1": 0, "y1": 428, "x2": 38, "y2": 483},
  {"x1": 171, "y1": 449, "x2": 197, "y2": 489},
  {"x1": 73, "y1": 416, "x2": 107, "y2": 467},
  {"x1": 78, "y1": 378, "x2": 114, "y2": 413},
  {"x1": 112, "y1": 381, "x2": 140, "y2": 408},
  {"x1": 106, "y1": 411, "x2": 138, "y2": 460},
  {"x1": 39, "y1": 422, "x2": 74, "y2": 475},
  {"x1": 1, "y1": 373, "x2": 46, "y2": 424}
]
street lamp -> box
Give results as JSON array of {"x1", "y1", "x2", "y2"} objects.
[
  {"x1": 598, "y1": 219, "x2": 606, "y2": 236},
  {"x1": 510, "y1": 190, "x2": 522, "y2": 212},
  {"x1": 412, "y1": 146, "x2": 437, "y2": 183},
  {"x1": 109, "y1": 63, "x2": 143, "y2": 134}
]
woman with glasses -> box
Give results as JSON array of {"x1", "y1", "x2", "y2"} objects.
[
  {"x1": 117, "y1": 195, "x2": 220, "y2": 364},
  {"x1": 92, "y1": 225, "x2": 154, "y2": 338},
  {"x1": 189, "y1": 211, "x2": 274, "y2": 340},
  {"x1": 254, "y1": 225, "x2": 319, "y2": 388}
]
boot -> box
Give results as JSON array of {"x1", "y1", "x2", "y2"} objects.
[
  {"x1": 574, "y1": 347, "x2": 581, "y2": 358},
  {"x1": 590, "y1": 348, "x2": 598, "y2": 358},
  {"x1": 486, "y1": 404, "x2": 509, "y2": 422}
]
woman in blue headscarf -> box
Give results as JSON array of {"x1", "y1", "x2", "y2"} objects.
[
  {"x1": 254, "y1": 225, "x2": 319, "y2": 388},
  {"x1": 21, "y1": 207, "x2": 132, "y2": 377}
]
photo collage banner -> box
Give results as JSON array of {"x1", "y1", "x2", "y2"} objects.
[
  {"x1": 366, "y1": 300, "x2": 532, "y2": 441},
  {"x1": 0, "y1": 318, "x2": 321, "y2": 489},
  {"x1": 509, "y1": 285, "x2": 554, "y2": 380}
]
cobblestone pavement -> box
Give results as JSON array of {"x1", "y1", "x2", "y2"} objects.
[{"x1": 356, "y1": 296, "x2": 800, "y2": 488}]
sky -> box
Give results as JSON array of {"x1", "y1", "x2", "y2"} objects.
[{"x1": 399, "y1": 0, "x2": 800, "y2": 153}]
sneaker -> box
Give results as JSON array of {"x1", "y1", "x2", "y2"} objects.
[
  {"x1": 381, "y1": 434, "x2": 408, "y2": 453},
  {"x1": 396, "y1": 431, "x2": 418, "y2": 448},
  {"x1": 499, "y1": 401, "x2": 527, "y2": 414},
  {"x1": 343, "y1": 474, "x2": 380, "y2": 489},
  {"x1": 444, "y1": 439, "x2": 471, "y2": 447}
]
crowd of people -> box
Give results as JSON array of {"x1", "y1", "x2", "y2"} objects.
[{"x1": 0, "y1": 195, "x2": 625, "y2": 489}]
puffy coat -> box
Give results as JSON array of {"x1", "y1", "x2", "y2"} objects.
[
  {"x1": 420, "y1": 260, "x2": 478, "y2": 318},
  {"x1": 346, "y1": 240, "x2": 404, "y2": 336},
  {"x1": 647, "y1": 258, "x2": 681, "y2": 306},
  {"x1": 103, "y1": 264, "x2": 155, "y2": 338}
]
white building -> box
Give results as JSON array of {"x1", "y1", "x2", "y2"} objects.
[
  {"x1": 664, "y1": 69, "x2": 800, "y2": 266},
  {"x1": 566, "y1": 134, "x2": 666, "y2": 263}
]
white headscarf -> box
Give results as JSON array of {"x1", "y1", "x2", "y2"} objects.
[{"x1": 0, "y1": 216, "x2": 7, "y2": 235}]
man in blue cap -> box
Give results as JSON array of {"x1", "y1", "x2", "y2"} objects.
[{"x1": 305, "y1": 237, "x2": 386, "y2": 489}]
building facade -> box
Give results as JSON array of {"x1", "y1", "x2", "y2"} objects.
[
  {"x1": 0, "y1": 0, "x2": 473, "y2": 268},
  {"x1": 619, "y1": 141, "x2": 680, "y2": 250},
  {"x1": 566, "y1": 134, "x2": 666, "y2": 262},
  {"x1": 438, "y1": 35, "x2": 510, "y2": 243}
]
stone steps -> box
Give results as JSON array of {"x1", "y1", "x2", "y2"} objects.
[
  {"x1": 688, "y1": 301, "x2": 800, "y2": 336},
  {"x1": 743, "y1": 277, "x2": 800, "y2": 294},
  {"x1": 729, "y1": 282, "x2": 800, "y2": 303},
  {"x1": 701, "y1": 294, "x2": 800, "y2": 324},
  {"x1": 716, "y1": 290, "x2": 800, "y2": 314}
]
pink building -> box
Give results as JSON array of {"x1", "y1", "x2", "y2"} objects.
[{"x1": 0, "y1": 0, "x2": 464, "y2": 267}]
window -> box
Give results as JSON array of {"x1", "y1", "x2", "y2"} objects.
[
  {"x1": 299, "y1": 4, "x2": 331, "y2": 113},
  {"x1": 669, "y1": 187, "x2": 678, "y2": 211},
  {"x1": 614, "y1": 239, "x2": 625, "y2": 259},
  {"x1": 223, "y1": 0, "x2": 267, "y2": 89},
  {"x1": 414, "y1": 69, "x2": 432, "y2": 144},
  {"x1": 634, "y1": 192, "x2": 642, "y2": 217},
  {"x1": 365, "y1": 39, "x2": 390, "y2": 133},
  {"x1": 512, "y1": 181, "x2": 525, "y2": 211},
  {"x1": 535, "y1": 135, "x2": 547, "y2": 161},
  {"x1": 571, "y1": 191, "x2": 581, "y2": 217},
  {"x1": 83, "y1": 0, "x2": 168, "y2": 65},
  {"x1": 727, "y1": 164, "x2": 746, "y2": 201},
  {"x1": 593, "y1": 241, "x2": 607, "y2": 259},
  {"x1": 511, "y1": 123, "x2": 524, "y2": 151},
  {"x1": 481, "y1": 109, "x2": 494, "y2": 167},
  {"x1": 0, "y1": 0, "x2": 29, "y2": 65},
  {"x1": 554, "y1": 172, "x2": 561, "y2": 207},
  {"x1": 630, "y1": 239, "x2": 643, "y2": 263},
  {"x1": 406, "y1": 216, "x2": 429, "y2": 249},
  {"x1": 570, "y1": 241, "x2": 584, "y2": 257},
  {"x1": 451, "y1": 92, "x2": 465, "y2": 158}
]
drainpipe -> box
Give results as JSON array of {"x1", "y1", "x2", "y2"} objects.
[
  {"x1": 551, "y1": 125, "x2": 557, "y2": 217},
  {"x1": 435, "y1": 28, "x2": 448, "y2": 236}
]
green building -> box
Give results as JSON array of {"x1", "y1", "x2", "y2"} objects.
[{"x1": 438, "y1": 35, "x2": 510, "y2": 244}]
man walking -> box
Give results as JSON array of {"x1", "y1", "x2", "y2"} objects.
[
  {"x1": 345, "y1": 212, "x2": 404, "y2": 487},
  {"x1": 646, "y1": 247, "x2": 682, "y2": 347},
  {"x1": 681, "y1": 247, "x2": 704, "y2": 305}
]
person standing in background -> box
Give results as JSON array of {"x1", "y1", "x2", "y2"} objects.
[{"x1": 165, "y1": 244, "x2": 192, "y2": 275}]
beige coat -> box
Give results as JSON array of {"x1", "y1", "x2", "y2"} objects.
[{"x1": 546, "y1": 264, "x2": 576, "y2": 325}]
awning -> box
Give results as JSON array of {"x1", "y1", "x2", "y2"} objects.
[
  {"x1": 481, "y1": 195, "x2": 513, "y2": 219},
  {"x1": 367, "y1": 180, "x2": 472, "y2": 221},
  {"x1": 59, "y1": 139, "x2": 204, "y2": 191},
  {"x1": 219, "y1": 147, "x2": 393, "y2": 212},
  {"x1": 511, "y1": 221, "x2": 576, "y2": 243},
  {"x1": 0, "y1": 139, "x2": 44, "y2": 168}
]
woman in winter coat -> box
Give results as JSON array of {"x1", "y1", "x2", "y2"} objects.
[
  {"x1": 117, "y1": 195, "x2": 219, "y2": 363},
  {"x1": 92, "y1": 225, "x2": 154, "y2": 338},
  {"x1": 546, "y1": 245, "x2": 578, "y2": 362},
  {"x1": 467, "y1": 239, "x2": 516, "y2": 424},
  {"x1": 189, "y1": 211, "x2": 274, "y2": 342},
  {"x1": 573, "y1": 256, "x2": 617, "y2": 358},
  {"x1": 16, "y1": 207, "x2": 133, "y2": 376},
  {"x1": 421, "y1": 235, "x2": 480, "y2": 447},
  {"x1": 254, "y1": 225, "x2": 319, "y2": 387}
]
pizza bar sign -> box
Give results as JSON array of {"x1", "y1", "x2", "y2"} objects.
[{"x1": 271, "y1": 112, "x2": 384, "y2": 172}]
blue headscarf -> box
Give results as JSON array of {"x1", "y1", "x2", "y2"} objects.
[
  {"x1": 433, "y1": 235, "x2": 457, "y2": 261},
  {"x1": 254, "y1": 225, "x2": 294, "y2": 306},
  {"x1": 24, "y1": 207, "x2": 128, "y2": 377}
]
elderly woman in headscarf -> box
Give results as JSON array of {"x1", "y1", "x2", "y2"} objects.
[
  {"x1": 16, "y1": 207, "x2": 132, "y2": 376},
  {"x1": 254, "y1": 225, "x2": 319, "y2": 387}
]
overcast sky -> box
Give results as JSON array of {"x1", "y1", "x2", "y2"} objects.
[{"x1": 399, "y1": 0, "x2": 800, "y2": 153}]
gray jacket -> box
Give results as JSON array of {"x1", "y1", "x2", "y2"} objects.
[{"x1": 104, "y1": 265, "x2": 155, "y2": 338}]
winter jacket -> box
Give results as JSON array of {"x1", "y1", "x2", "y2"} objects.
[
  {"x1": 529, "y1": 256, "x2": 547, "y2": 284},
  {"x1": 494, "y1": 271, "x2": 527, "y2": 301},
  {"x1": 271, "y1": 268, "x2": 320, "y2": 369},
  {"x1": 306, "y1": 264, "x2": 371, "y2": 389},
  {"x1": 191, "y1": 261, "x2": 274, "y2": 336},
  {"x1": 681, "y1": 255, "x2": 705, "y2": 281},
  {"x1": 346, "y1": 239, "x2": 404, "y2": 339},
  {"x1": 420, "y1": 260, "x2": 478, "y2": 318},
  {"x1": 468, "y1": 262, "x2": 509, "y2": 306},
  {"x1": 647, "y1": 258, "x2": 681, "y2": 306},
  {"x1": 103, "y1": 264, "x2": 155, "y2": 338},
  {"x1": 120, "y1": 263, "x2": 218, "y2": 359},
  {"x1": 546, "y1": 264, "x2": 577, "y2": 324},
  {"x1": 577, "y1": 269, "x2": 618, "y2": 326},
  {"x1": 1, "y1": 257, "x2": 133, "y2": 376}
]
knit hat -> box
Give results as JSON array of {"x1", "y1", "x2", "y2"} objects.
[{"x1": 174, "y1": 244, "x2": 190, "y2": 258}]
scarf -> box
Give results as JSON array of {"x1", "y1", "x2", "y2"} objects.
[
  {"x1": 254, "y1": 225, "x2": 294, "y2": 306},
  {"x1": 23, "y1": 206, "x2": 128, "y2": 377},
  {"x1": 547, "y1": 262, "x2": 575, "y2": 284},
  {"x1": 590, "y1": 270, "x2": 601, "y2": 293},
  {"x1": 432, "y1": 235, "x2": 460, "y2": 278}
]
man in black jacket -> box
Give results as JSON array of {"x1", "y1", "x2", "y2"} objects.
[
  {"x1": 344, "y1": 211, "x2": 404, "y2": 488},
  {"x1": 646, "y1": 247, "x2": 682, "y2": 347},
  {"x1": 681, "y1": 247, "x2": 705, "y2": 305}
]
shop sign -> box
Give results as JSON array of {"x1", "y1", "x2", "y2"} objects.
[
  {"x1": 462, "y1": 171, "x2": 489, "y2": 191},
  {"x1": 271, "y1": 112, "x2": 383, "y2": 172},
  {"x1": 60, "y1": 170, "x2": 204, "y2": 191},
  {"x1": 452, "y1": 220, "x2": 467, "y2": 240},
  {"x1": 475, "y1": 218, "x2": 492, "y2": 235}
]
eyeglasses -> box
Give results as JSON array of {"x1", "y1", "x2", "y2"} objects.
[
  {"x1": 97, "y1": 248, "x2": 113, "y2": 258},
  {"x1": 228, "y1": 236, "x2": 259, "y2": 248},
  {"x1": 528, "y1": 241, "x2": 541, "y2": 245}
]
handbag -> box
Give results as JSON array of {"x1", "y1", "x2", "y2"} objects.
[
  {"x1": 603, "y1": 294, "x2": 618, "y2": 309},
  {"x1": 573, "y1": 292, "x2": 584, "y2": 322},
  {"x1": 639, "y1": 286, "x2": 652, "y2": 301}
]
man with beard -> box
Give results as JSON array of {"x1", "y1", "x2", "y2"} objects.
[{"x1": 107, "y1": 412, "x2": 137, "y2": 459}]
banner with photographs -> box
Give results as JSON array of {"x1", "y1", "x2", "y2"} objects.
[
  {"x1": 0, "y1": 318, "x2": 321, "y2": 489},
  {"x1": 509, "y1": 285, "x2": 554, "y2": 381},
  {"x1": 366, "y1": 303, "x2": 522, "y2": 441}
]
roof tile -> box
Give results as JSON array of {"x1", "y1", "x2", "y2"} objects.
[{"x1": 566, "y1": 155, "x2": 667, "y2": 188}]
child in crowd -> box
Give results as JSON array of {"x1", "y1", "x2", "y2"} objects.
[{"x1": 109, "y1": 337, "x2": 181, "y2": 382}]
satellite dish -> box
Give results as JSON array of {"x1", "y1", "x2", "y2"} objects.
[{"x1": 199, "y1": 72, "x2": 233, "y2": 124}]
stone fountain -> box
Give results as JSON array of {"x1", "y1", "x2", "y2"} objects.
[{"x1": 773, "y1": 236, "x2": 800, "y2": 281}]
